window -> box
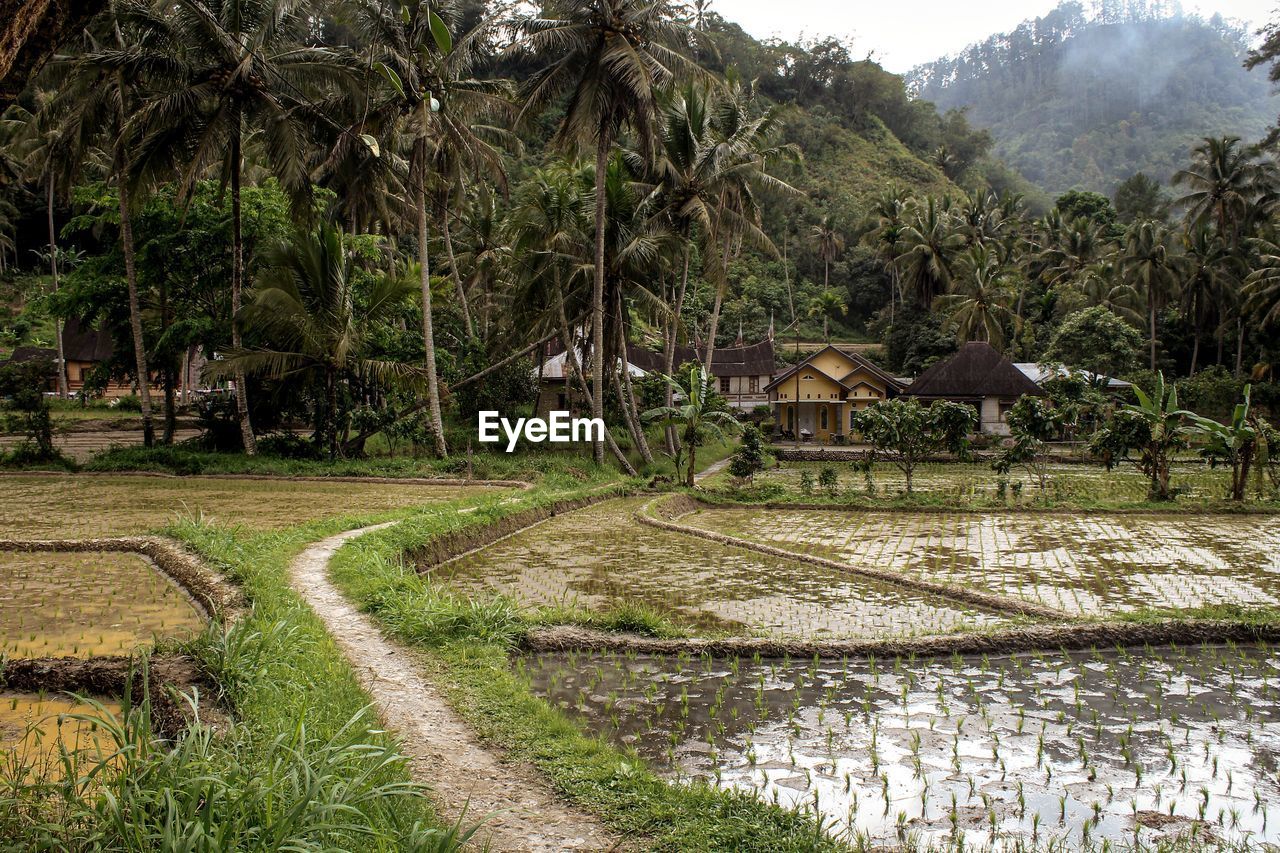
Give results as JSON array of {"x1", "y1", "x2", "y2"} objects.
[
  {"x1": 749, "y1": 376, "x2": 759, "y2": 394},
  {"x1": 719, "y1": 376, "x2": 731, "y2": 394},
  {"x1": 850, "y1": 409, "x2": 858, "y2": 430}
]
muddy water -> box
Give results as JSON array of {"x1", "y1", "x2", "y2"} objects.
[
  {"x1": 0, "y1": 692, "x2": 122, "y2": 779},
  {"x1": 437, "y1": 498, "x2": 1009, "y2": 639},
  {"x1": 0, "y1": 552, "x2": 204, "y2": 657},
  {"x1": 682, "y1": 508, "x2": 1280, "y2": 615},
  {"x1": 522, "y1": 644, "x2": 1280, "y2": 848}
]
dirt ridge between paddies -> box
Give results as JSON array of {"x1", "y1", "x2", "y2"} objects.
[
  {"x1": 637, "y1": 493, "x2": 1069, "y2": 620},
  {"x1": 0, "y1": 535, "x2": 245, "y2": 620},
  {"x1": 0, "y1": 470, "x2": 531, "y2": 490},
  {"x1": 525, "y1": 619, "x2": 1280, "y2": 659},
  {"x1": 0, "y1": 654, "x2": 221, "y2": 738}
]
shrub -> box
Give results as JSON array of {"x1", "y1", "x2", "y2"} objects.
[
  {"x1": 727, "y1": 425, "x2": 767, "y2": 483},
  {"x1": 818, "y1": 465, "x2": 839, "y2": 497},
  {"x1": 798, "y1": 470, "x2": 815, "y2": 495}
]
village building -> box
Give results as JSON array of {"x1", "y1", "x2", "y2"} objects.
[
  {"x1": 2, "y1": 317, "x2": 200, "y2": 399},
  {"x1": 534, "y1": 337, "x2": 777, "y2": 417},
  {"x1": 903, "y1": 341, "x2": 1045, "y2": 435},
  {"x1": 765, "y1": 345, "x2": 903, "y2": 442}
]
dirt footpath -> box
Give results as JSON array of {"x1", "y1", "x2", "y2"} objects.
[{"x1": 288, "y1": 524, "x2": 619, "y2": 852}]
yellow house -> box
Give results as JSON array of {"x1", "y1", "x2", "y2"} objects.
[{"x1": 766, "y1": 346, "x2": 903, "y2": 442}]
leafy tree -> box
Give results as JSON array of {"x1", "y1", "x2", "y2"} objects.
[
  {"x1": 642, "y1": 363, "x2": 739, "y2": 487},
  {"x1": 1113, "y1": 172, "x2": 1168, "y2": 223},
  {"x1": 1044, "y1": 306, "x2": 1142, "y2": 384},
  {"x1": 1055, "y1": 190, "x2": 1116, "y2": 228},
  {"x1": 854, "y1": 398, "x2": 976, "y2": 493},
  {"x1": 1186, "y1": 384, "x2": 1258, "y2": 501},
  {"x1": 727, "y1": 423, "x2": 766, "y2": 483},
  {"x1": 0, "y1": 357, "x2": 58, "y2": 461},
  {"x1": 994, "y1": 396, "x2": 1059, "y2": 490}
]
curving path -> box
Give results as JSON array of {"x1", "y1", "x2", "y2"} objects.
[{"x1": 289, "y1": 524, "x2": 619, "y2": 852}]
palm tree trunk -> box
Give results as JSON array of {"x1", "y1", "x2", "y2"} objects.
[
  {"x1": 416, "y1": 131, "x2": 448, "y2": 459},
  {"x1": 440, "y1": 195, "x2": 474, "y2": 339},
  {"x1": 686, "y1": 439, "x2": 696, "y2": 488},
  {"x1": 615, "y1": 300, "x2": 652, "y2": 465},
  {"x1": 230, "y1": 124, "x2": 257, "y2": 455},
  {"x1": 1148, "y1": 287, "x2": 1157, "y2": 372},
  {"x1": 702, "y1": 233, "x2": 729, "y2": 376},
  {"x1": 664, "y1": 245, "x2": 691, "y2": 457},
  {"x1": 117, "y1": 153, "x2": 154, "y2": 448},
  {"x1": 1235, "y1": 315, "x2": 1245, "y2": 379},
  {"x1": 326, "y1": 364, "x2": 338, "y2": 460},
  {"x1": 591, "y1": 133, "x2": 609, "y2": 466},
  {"x1": 46, "y1": 175, "x2": 67, "y2": 399},
  {"x1": 555, "y1": 284, "x2": 635, "y2": 475}
]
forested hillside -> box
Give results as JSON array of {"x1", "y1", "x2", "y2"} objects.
[{"x1": 910, "y1": 0, "x2": 1276, "y2": 195}]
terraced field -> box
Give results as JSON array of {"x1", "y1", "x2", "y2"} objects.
[
  {"x1": 436, "y1": 498, "x2": 1010, "y2": 639},
  {"x1": 679, "y1": 506, "x2": 1280, "y2": 615},
  {"x1": 0, "y1": 693, "x2": 122, "y2": 780},
  {"x1": 524, "y1": 643, "x2": 1280, "y2": 848},
  {"x1": 0, "y1": 551, "x2": 204, "y2": 658},
  {"x1": 0, "y1": 474, "x2": 499, "y2": 536}
]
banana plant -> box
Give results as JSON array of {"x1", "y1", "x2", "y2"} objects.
[
  {"x1": 1120, "y1": 372, "x2": 1194, "y2": 501},
  {"x1": 1186, "y1": 384, "x2": 1257, "y2": 501},
  {"x1": 643, "y1": 364, "x2": 739, "y2": 487}
]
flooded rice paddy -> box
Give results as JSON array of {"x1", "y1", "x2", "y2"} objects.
[
  {"x1": 522, "y1": 643, "x2": 1280, "y2": 848},
  {"x1": 0, "y1": 551, "x2": 204, "y2": 657},
  {"x1": 0, "y1": 474, "x2": 498, "y2": 536},
  {"x1": 0, "y1": 693, "x2": 121, "y2": 779},
  {"x1": 435, "y1": 498, "x2": 1009, "y2": 638},
  {"x1": 737, "y1": 461, "x2": 1233, "y2": 502},
  {"x1": 680, "y1": 507, "x2": 1280, "y2": 615}
]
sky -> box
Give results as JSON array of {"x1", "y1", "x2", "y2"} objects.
[{"x1": 719, "y1": 1, "x2": 1276, "y2": 73}]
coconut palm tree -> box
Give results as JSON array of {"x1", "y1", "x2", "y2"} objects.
[
  {"x1": 4, "y1": 91, "x2": 80, "y2": 398},
  {"x1": 515, "y1": 0, "x2": 698, "y2": 464},
  {"x1": 897, "y1": 196, "x2": 964, "y2": 309},
  {"x1": 212, "y1": 224, "x2": 421, "y2": 459},
  {"x1": 65, "y1": 0, "x2": 178, "y2": 447},
  {"x1": 1121, "y1": 220, "x2": 1186, "y2": 371},
  {"x1": 864, "y1": 192, "x2": 907, "y2": 324},
  {"x1": 806, "y1": 288, "x2": 846, "y2": 343},
  {"x1": 810, "y1": 214, "x2": 843, "y2": 290},
  {"x1": 1181, "y1": 225, "x2": 1234, "y2": 374},
  {"x1": 934, "y1": 245, "x2": 1017, "y2": 349},
  {"x1": 1173, "y1": 136, "x2": 1271, "y2": 247},
  {"x1": 132, "y1": 0, "x2": 350, "y2": 455}
]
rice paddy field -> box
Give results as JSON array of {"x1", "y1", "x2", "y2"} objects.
[
  {"x1": 0, "y1": 551, "x2": 204, "y2": 657},
  {"x1": 0, "y1": 693, "x2": 121, "y2": 781},
  {"x1": 522, "y1": 643, "x2": 1280, "y2": 848},
  {"x1": 0, "y1": 474, "x2": 499, "y2": 536},
  {"x1": 435, "y1": 498, "x2": 1011, "y2": 639},
  {"x1": 718, "y1": 460, "x2": 1240, "y2": 503},
  {"x1": 678, "y1": 506, "x2": 1280, "y2": 616}
]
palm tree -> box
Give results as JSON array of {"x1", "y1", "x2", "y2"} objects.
[
  {"x1": 865, "y1": 192, "x2": 906, "y2": 324},
  {"x1": 806, "y1": 288, "x2": 846, "y2": 342},
  {"x1": 810, "y1": 214, "x2": 843, "y2": 290},
  {"x1": 897, "y1": 197, "x2": 964, "y2": 309},
  {"x1": 4, "y1": 91, "x2": 79, "y2": 398},
  {"x1": 133, "y1": 0, "x2": 350, "y2": 455},
  {"x1": 1121, "y1": 220, "x2": 1186, "y2": 371},
  {"x1": 1244, "y1": 236, "x2": 1280, "y2": 331},
  {"x1": 1173, "y1": 136, "x2": 1271, "y2": 248},
  {"x1": 68, "y1": 0, "x2": 175, "y2": 447},
  {"x1": 516, "y1": 0, "x2": 697, "y2": 465},
  {"x1": 934, "y1": 245, "x2": 1017, "y2": 349},
  {"x1": 212, "y1": 224, "x2": 420, "y2": 459},
  {"x1": 1181, "y1": 225, "x2": 1233, "y2": 375},
  {"x1": 642, "y1": 363, "x2": 738, "y2": 487}
]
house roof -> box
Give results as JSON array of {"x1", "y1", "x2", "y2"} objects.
[
  {"x1": 905, "y1": 341, "x2": 1045, "y2": 399},
  {"x1": 1013, "y1": 362, "x2": 1132, "y2": 390},
  {"x1": 765, "y1": 345, "x2": 903, "y2": 394},
  {"x1": 6, "y1": 345, "x2": 57, "y2": 363},
  {"x1": 537, "y1": 349, "x2": 644, "y2": 381},
  {"x1": 60, "y1": 317, "x2": 115, "y2": 363},
  {"x1": 627, "y1": 340, "x2": 775, "y2": 377}
]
